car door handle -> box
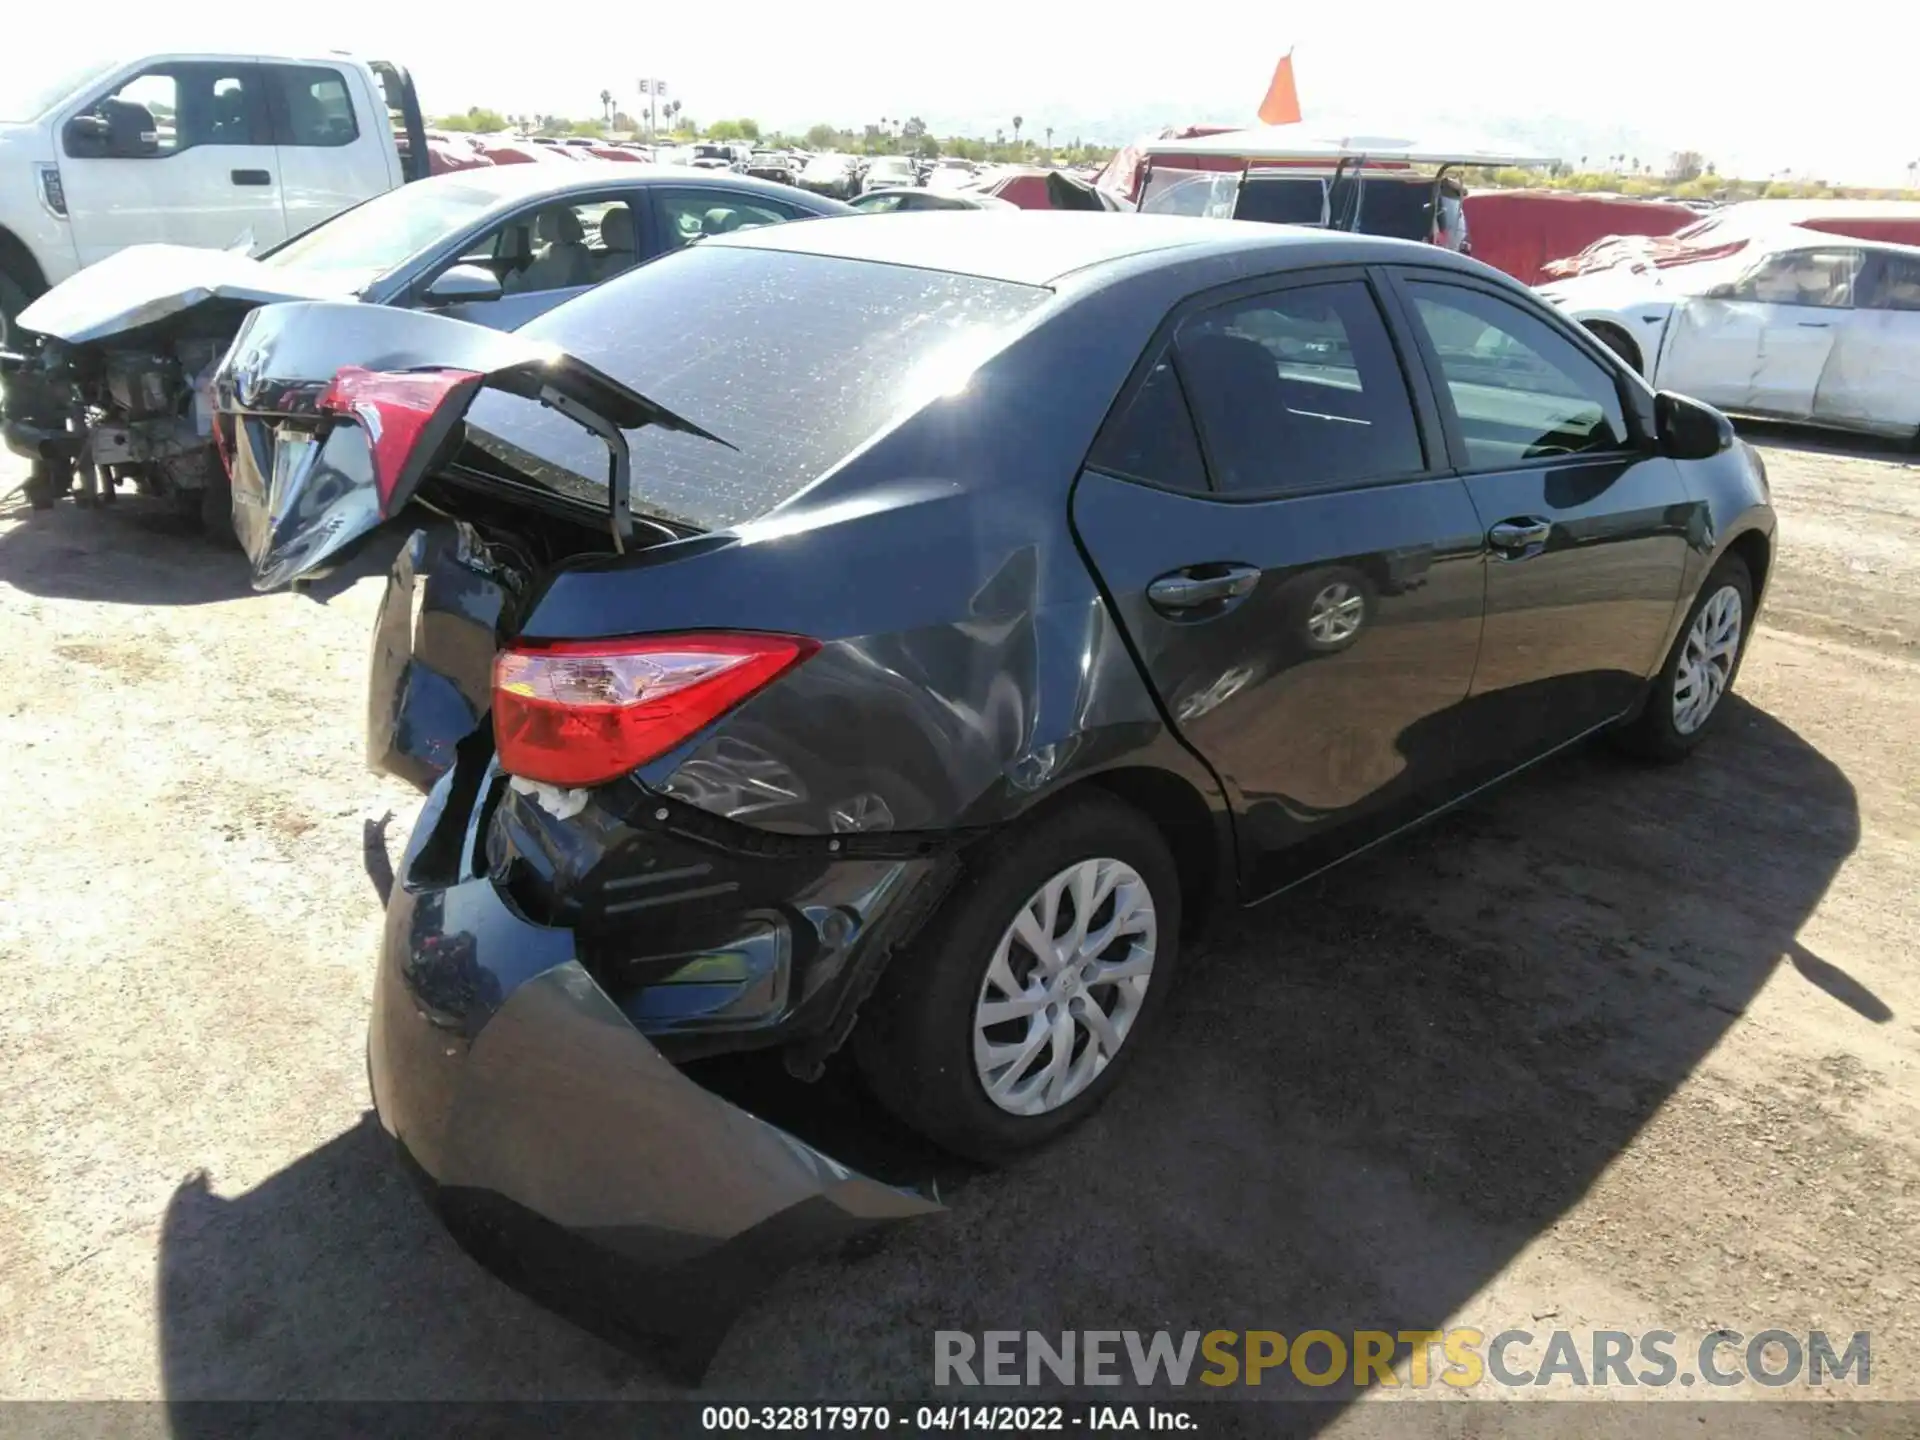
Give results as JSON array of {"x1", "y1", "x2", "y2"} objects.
[
  {"x1": 1146, "y1": 564, "x2": 1261, "y2": 615},
  {"x1": 230, "y1": 169, "x2": 272, "y2": 186},
  {"x1": 1488, "y1": 518, "x2": 1553, "y2": 556},
  {"x1": 1796, "y1": 321, "x2": 1830, "y2": 328}
]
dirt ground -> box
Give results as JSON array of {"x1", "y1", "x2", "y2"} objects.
[{"x1": 0, "y1": 428, "x2": 1915, "y2": 1428}]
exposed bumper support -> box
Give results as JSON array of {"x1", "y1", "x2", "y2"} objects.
[{"x1": 370, "y1": 870, "x2": 941, "y2": 1378}]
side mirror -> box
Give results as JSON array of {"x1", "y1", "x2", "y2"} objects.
[
  {"x1": 62, "y1": 113, "x2": 111, "y2": 155},
  {"x1": 423, "y1": 264, "x2": 503, "y2": 305},
  {"x1": 1656, "y1": 390, "x2": 1735, "y2": 460},
  {"x1": 1700, "y1": 282, "x2": 1738, "y2": 300}
]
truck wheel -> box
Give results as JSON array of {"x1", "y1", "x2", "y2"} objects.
[
  {"x1": 24, "y1": 460, "x2": 58, "y2": 510},
  {"x1": 198, "y1": 473, "x2": 235, "y2": 540},
  {"x1": 0, "y1": 268, "x2": 30, "y2": 348}
]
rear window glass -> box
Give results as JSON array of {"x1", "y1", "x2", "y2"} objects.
[
  {"x1": 1235, "y1": 177, "x2": 1326, "y2": 226},
  {"x1": 459, "y1": 245, "x2": 1052, "y2": 531},
  {"x1": 1139, "y1": 167, "x2": 1238, "y2": 218}
]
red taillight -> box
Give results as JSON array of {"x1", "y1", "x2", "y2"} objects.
[
  {"x1": 492, "y1": 633, "x2": 818, "y2": 788},
  {"x1": 320, "y1": 365, "x2": 482, "y2": 511}
]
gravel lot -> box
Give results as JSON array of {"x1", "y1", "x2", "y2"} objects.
[{"x1": 1, "y1": 429, "x2": 1915, "y2": 1426}]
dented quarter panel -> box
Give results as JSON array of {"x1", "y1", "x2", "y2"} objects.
[
  {"x1": 1655, "y1": 437, "x2": 1777, "y2": 665},
  {"x1": 1810, "y1": 307, "x2": 1920, "y2": 436},
  {"x1": 370, "y1": 524, "x2": 522, "y2": 791},
  {"x1": 516, "y1": 260, "x2": 1241, "y2": 844},
  {"x1": 1657, "y1": 297, "x2": 1842, "y2": 420}
]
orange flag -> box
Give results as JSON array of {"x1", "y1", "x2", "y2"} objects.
[{"x1": 1258, "y1": 50, "x2": 1302, "y2": 126}]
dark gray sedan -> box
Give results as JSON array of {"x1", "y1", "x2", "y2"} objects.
[{"x1": 212, "y1": 212, "x2": 1774, "y2": 1372}]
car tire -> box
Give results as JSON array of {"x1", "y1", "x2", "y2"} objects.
[
  {"x1": 854, "y1": 793, "x2": 1182, "y2": 1164},
  {"x1": 1615, "y1": 553, "x2": 1754, "y2": 762}
]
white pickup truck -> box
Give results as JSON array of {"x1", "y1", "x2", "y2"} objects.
[{"x1": 0, "y1": 51, "x2": 428, "y2": 337}]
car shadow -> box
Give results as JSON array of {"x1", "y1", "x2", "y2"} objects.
[
  {"x1": 1734, "y1": 419, "x2": 1918, "y2": 467},
  {"x1": 154, "y1": 696, "x2": 1859, "y2": 1413},
  {"x1": 0, "y1": 491, "x2": 417, "y2": 607},
  {"x1": 0, "y1": 492, "x2": 259, "y2": 606}
]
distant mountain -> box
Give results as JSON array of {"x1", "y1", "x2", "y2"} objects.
[{"x1": 811, "y1": 102, "x2": 1685, "y2": 176}]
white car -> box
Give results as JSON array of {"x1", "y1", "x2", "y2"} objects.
[{"x1": 1538, "y1": 229, "x2": 1920, "y2": 441}]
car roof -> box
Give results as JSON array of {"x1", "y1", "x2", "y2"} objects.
[
  {"x1": 418, "y1": 162, "x2": 828, "y2": 208},
  {"x1": 710, "y1": 210, "x2": 1454, "y2": 287}
]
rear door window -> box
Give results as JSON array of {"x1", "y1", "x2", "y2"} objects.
[
  {"x1": 1728, "y1": 248, "x2": 1861, "y2": 307},
  {"x1": 265, "y1": 64, "x2": 358, "y2": 147},
  {"x1": 1857, "y1": 252, "x2": 1920, "y2": 311},
  {"x1": 1172, "y1": 279, "x2": 1426, "y2": 496},
  {"x1": 654, "y1": 189, "x2": 804, "y2": 251}
]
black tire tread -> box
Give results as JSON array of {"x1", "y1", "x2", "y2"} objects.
[{"x1": 854, "y1": 793, "x2": 1181, "y2": 1163}]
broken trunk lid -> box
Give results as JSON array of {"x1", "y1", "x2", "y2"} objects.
[{"x1": 214, "y1": 300, "x2": 727, "y2": 591}]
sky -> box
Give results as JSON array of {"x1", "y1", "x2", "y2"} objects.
[{"x1": 13, "y1": 2, "x2": 1919, "y2": 188}]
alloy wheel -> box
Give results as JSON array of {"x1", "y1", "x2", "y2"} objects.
[
  {"x1": 1672, "y1": 583, "x2": 1743, "y2": 735},
  {"x1": 971, "y1": 857, "x2": 1157, "y2": 1116}
]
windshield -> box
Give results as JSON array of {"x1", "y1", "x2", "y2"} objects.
[
  {"x1": 459, "y1": 245, "x2": 1053, "y2": 531},
  {"x1": 260, "y1": 179, "x2": 505, "y2": 287},
  {"x1": 803, "y1": 156, "x2": 849, "y2": 178},
  {"x1": 0, "y1": 57, "x2": 121, "y2": 122}
]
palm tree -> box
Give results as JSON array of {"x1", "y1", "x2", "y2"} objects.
[
  {"x1": 1012, "y1": 115, "x2": 1023, "y2": 149},
  {"x1": 599, "y1": 89, "x2": 613, "y2": 123},
  {"x1": 1044, "y1": 125, "x2": 1053, "y2": 158}
]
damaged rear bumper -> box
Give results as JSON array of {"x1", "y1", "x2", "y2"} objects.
[{"x1": 373, "y1": 810, "x2": 942, "y2": 1377}]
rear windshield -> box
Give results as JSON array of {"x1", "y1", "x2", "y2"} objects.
[
  {"x1": 459, "y1": 244, "x2": 1053, "y2": 531},
  {"x1": 1235, "y1": 176, "x2": 1327, "y2": 226}
]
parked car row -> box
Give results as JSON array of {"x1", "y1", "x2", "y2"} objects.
[
  {"x1": 1, "y1": 164, "x2": 852, "y2": 519},
  {"x1": 1542, "y1": 227, "x2": 1920, "y2": 440}
]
